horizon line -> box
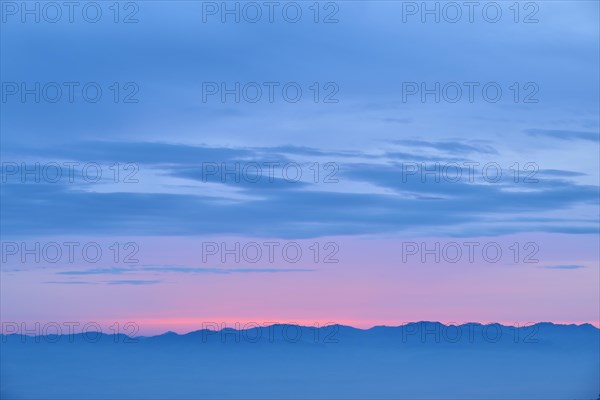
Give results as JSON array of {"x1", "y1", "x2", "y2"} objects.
[{"x1": 2, "y1": 320, "x2": 599, "y2": 338}]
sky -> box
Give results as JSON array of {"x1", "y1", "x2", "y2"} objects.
[{"x1": 1, "y1": 0, "x2": 599, "y2": 335}]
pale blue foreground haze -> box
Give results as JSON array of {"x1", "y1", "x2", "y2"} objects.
[{"x1": 1, "y1": 323, "x2": 598, "y2": 399}]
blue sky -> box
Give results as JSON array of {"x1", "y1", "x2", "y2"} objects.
[
  {"x1": 2, "y1": 1, "x2": 599, "y2": 239},
  {"x1": 0, "y1": 1, "x2": 599, "y2": 330}
]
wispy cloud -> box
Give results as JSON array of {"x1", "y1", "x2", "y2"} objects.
[
  {"x1": 45, "y1": 279, "x2": 162, "y2": 285},
  {"x1": 524, "y1": 129, "x2": 600, "y2": 143},
  {"x1": 55, "y1": 267, "x2": 315, "y2": 276},
  {"x1": 2, "y1": 141, "x2": 598, "y2": 239},
  {"x1": 106, "y1": 280, "x2": 162, "y2": 285},
  {"x1": 539, "y1": 169, "x2": 586, "y2": 177},
  {"x1": 143, "y1": 267, "x2": 315, "y2": 274},
  {"x1": 57, "y1": 268, "x2": 131, "y2": 275},
  {"x1": 542, "y1": 265, "x2": 586, "y2": 270},
  {"x1": 393, "y1": 139, "x2": 497, "y2": 154}
]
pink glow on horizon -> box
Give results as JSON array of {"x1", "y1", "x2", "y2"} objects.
[{"x1": 1, "y1": 233, "x2": 598, "y2": 336}]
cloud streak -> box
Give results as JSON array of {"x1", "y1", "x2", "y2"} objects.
[
  {"x1": 524, "y1": 129, "x2": 600, "y2": 143},
  {"x1": 2, "y1": 140, "x2": 598, "y2": 239},
  {"x1": 56, "y1": 267, "x2": 316, "y2": 276},
  {"x1": 542, "y1": 265, "x2": 587, "y2": 270}
]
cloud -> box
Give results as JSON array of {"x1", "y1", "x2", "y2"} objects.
[
  {"x1": 379, "y1": 117, "x2": 412, "y2": 124},
  {"x1": 393, "y1": 140, "x2": 498, "y2": 155},
  {"x1": 542, "y1": 265, "x2": 587, "y2": 270},
  {"x1": 539, "y1": 169, "x2": 586, "y2": 177},
  {"x1": 57, "y1": 268, "x2": 130, "y2": 275},
  {"x1": 7, "y1": 141, "x2": 254, "y2": 166},
  {"x1": 2, "y1": 141, "x2": 598, "y2": 239},
  {"x1": 524, "y1": 129, "x2": 600, "y2": 143},
  {"x1": 106, "y1": 280, "x2": 162, "y2": 285},
  {"x1": 45, "y1": 279, "x2": 162, "y2": 285},
  {"x1": 143, "y1": 267, "x2": 315, "y2": 274},
  {"x1": 55, "y1": 267, "x2": 316, "y2": 276}
]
